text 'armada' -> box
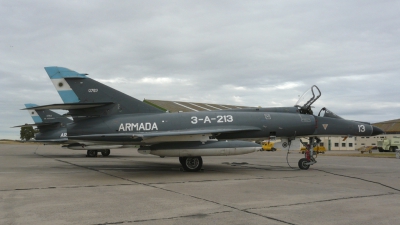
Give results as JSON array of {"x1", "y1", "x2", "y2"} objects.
[{"x1": 119, "y1": 122, "x2": 158, "y2": 131}]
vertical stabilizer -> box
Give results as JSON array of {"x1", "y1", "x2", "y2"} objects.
[
  {"x1": 24, "y1": 103, "x2": 71, "y2": 140},
  {"x1": 44, "y1": 67, "x2": 165, "y2": 117},
  {"x1": 25, "y1": 103, "x2": 43, "y2": 123},
  {"x1": 44, "y1": 67, "x2": 87, "y2": 103},
  {"x1": 24, "y1": 103, "x2": 72, "y2": 125}
]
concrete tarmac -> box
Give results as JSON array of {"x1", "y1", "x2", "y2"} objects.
[{"x1": 0, "y1": 144, "x2": 399, "y2": 225}]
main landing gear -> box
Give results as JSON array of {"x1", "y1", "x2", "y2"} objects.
[
  {"x1": 86, "y1": 149, "x2": 111, "y2": 157},
  {"x1": 298, "y1": 137, "x2": 319, "y2": 170},
  {"x1": 179, "y1": 156, "x2": 203, "y2": 172},
  {"x1": 101, "y1": 149, "x2": 111, "y2": 156}
]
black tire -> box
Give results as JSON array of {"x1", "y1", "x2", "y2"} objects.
[
  {"x1": 180, "y1": 157, "x2": 203, "y2": 172},
  {"x1": 87, "y1": 150, "x2": 97, "y2": 157},
  {"x1": 390, "y1": 146, "x2": 397, "y2": 152},
  {"x1": 378, "y1": 148, "x2": 383, "y2": 152},
  {"x1": 298, "y1": 158, "x2": 310, "y2": 170},
  {"x1": 101, "y1": 149, "x2": 110, "y2": 156}
]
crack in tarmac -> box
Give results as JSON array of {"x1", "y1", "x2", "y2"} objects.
[
  {"x1": 239, "y1": 163, "x2": 400, "y2": 192},
  {"x1": 0, "y1": 175, "x2": 320, "y2": 192},
  {"x1": 0, "y1": 183, "x2": 136, "y2": 192},
  {"x1": 315, "y1": 169, "x2": 400, "y2": 192},
  {"x1": 92, "y1": 210, "x2": 232, "y2": 225},
  {"x1": 245, "y1": 192, "x2": 398, "y2": 210}
]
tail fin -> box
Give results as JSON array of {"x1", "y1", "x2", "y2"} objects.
[
  {"x1": 44, "y1": 67, "x2": 165, "y2": 118},
  {"x1": 24, "y1": 103, "x2": 72, "y2": 130},
  {"x1": 24, "y1": 103, "x2": 43, "y2": 123},
  {"x1": 23, "y1": 104, "x2": 69, "y2": 142}
]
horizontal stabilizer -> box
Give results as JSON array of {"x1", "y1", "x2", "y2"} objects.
[
  {"x1": 12, "y1": 122, "x2": 60, "y2": 128},
  {"x1": 22, "y1": 102, "x2": 114, "y2": 110}
]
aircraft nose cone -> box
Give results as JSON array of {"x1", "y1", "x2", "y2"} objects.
[{"x1": 371, "y1": 126, "x2": 384, "y2": 136}]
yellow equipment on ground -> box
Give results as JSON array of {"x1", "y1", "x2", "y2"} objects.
[
  {"x1": 261, "y1": 141, "x2": 277, "y2": 151},
  {"x1": 357, "y1": 146, "x2": 374, "y2": 154},
  {"x1": 300, "y1": 146, "x2": 326, "y2": 154}
]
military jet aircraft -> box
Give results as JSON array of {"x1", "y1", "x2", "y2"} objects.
[
  {"x1": 25, "y1": 67, "x2": 383, "y2": 171},
  {"x1": 15, "y1": 104, "x2": 119, "y2": 157},
  {"x1": 14, "y1": 103, "x2": 70, "y2": 143}
]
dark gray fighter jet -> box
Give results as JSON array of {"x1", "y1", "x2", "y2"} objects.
[
  {"x1": 25, "y1": 67, "x2": 383, "y2": 171},
  {"x1": 14, "y1": 104, "x2": 114, "y2": 156},
  {"x1": 14, "y1": 103, "x2": 70, "y2": 143}
]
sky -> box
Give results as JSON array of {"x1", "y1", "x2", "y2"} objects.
[{"x1": 1, "y1": 0, "x2": 399, "y2": 140}]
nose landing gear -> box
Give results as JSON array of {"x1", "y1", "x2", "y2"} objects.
[
  {"x1": 298, "y1": 158, "x2": 310, "y2": 170},
  {"x1": 298, "y1": 137, "x2": 319, "y2": 170}
]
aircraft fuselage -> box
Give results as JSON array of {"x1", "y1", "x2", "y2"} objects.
[{"x1": 66, "y1": 109, "x2": 378, "y2": 144}]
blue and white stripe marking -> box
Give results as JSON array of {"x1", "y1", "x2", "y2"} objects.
[
  {"x1": 45, "y1": 66, "x2": 87, "y2": 103},
  {"x1": 50, "y1": 78, "x2": 79, "y2": 103},
  {"x1": 25, "y1": 104, "x2": 42, "y2": 123}
]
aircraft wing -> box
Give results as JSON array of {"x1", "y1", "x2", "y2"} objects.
[
  {"x1": 67, "y1": 126, "x2": 261, "y2": 142},
  {"x1": 34, "y1": 139, "x2": 68, "y2": 142},
  {"x1": 135, "y1": 126, "x2": 260, "y2": 138}
]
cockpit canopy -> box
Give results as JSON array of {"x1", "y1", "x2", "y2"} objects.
[
  {"x1": 295, "y1": 85, "x2": 321, "y2": 115},
  {"x1": 318, "y1": 107, "x2": 343, "y2": 119},
  {"x1": 295, "y1": 85, "x2": 343, "y2": 119}
]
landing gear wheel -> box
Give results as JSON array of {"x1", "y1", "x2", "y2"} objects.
[
  {"x1": 298, "y1": 158, "x2": 310, "y2": 170},
  {"x1": 180, "y1": 157, "x2": 203, "y2": 172},
  {"x1": 101, "y1": 149, "x2": 110, "y2": 157},
  {"x1": 87, "y1": 150, "x2": 98, "y2": 157}
]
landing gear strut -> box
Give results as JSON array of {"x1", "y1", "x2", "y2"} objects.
[
  {"x1": 179, "y1": 156, "x2": 203, "y2": 172},
  {"x1": 298, "y1": 137, "x2": 319, "y2": 170}
]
